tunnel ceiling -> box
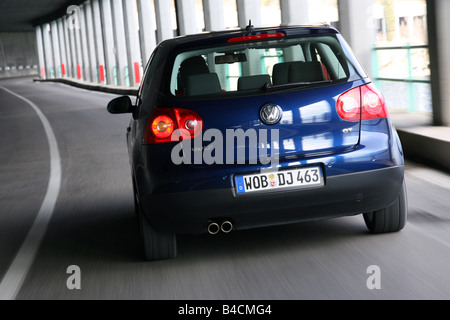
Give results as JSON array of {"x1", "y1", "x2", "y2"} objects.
[{"x1": 0, "y1": 0, "x2": 86, "y2": 32}]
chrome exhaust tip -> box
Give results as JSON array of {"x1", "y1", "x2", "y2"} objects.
[
  {"x1": 208, "y1": 222, "x2": 220, "y2": 235},
  {"x1": 221, "y1": 221, "x2": 233, "y2": 234}
]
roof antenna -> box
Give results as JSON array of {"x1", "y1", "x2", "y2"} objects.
[{"x1": 246, "y1": 20, "x2": 255, "y2": 32}]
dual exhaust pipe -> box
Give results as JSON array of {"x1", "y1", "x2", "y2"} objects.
[{"x1": 208, "y1": 220, "x2": 234, "y2": 235}]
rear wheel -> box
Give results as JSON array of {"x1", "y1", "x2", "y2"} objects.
[
  {"x1": 363, "y1": 181, "x2": 408, "y2": 234},
  {"x1": 135, "y1": 193, "x2": 177, "y2": 261}
]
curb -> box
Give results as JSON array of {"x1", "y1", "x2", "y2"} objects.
[
  {"x1": 33, "y1": 78, "x2": 138, "y2": 96},
  {"x1": 397, "y1": 128, "x2": 450, "y2": 173}
]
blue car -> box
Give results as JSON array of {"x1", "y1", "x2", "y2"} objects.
[{"x1": 108, "y1": 24, "x2": 407, "y2": 261}]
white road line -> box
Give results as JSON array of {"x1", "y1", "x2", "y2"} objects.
[{"x1": 0, "y1": 86, "x2": 62, "y2": 300}]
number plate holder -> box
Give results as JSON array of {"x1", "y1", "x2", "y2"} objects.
[{"x1": 234, "y1": 166, "x2": 324, "y2": 196}]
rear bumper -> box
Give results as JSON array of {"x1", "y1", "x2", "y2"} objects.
[{"x1": 140, "y1": 165, "x2": 404, "y2": 234}]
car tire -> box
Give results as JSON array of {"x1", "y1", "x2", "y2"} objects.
[
  {"x1": 136, "y1": 197, "x2": 177, "y2": 261},
  {"x1": 363, "y1": 181, "x2": 408, "y2": 234}
]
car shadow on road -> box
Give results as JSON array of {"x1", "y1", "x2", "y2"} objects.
[
  {"x1": 176, "y1": 216, "x2": 370, "y2": 262},
  {"x1": 39, "y1": 198, "x2": 372, "y2": 265}
]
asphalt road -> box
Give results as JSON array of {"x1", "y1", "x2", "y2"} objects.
[{"x1": 1, "y1": 77, "x2": 450, "y2": 300}]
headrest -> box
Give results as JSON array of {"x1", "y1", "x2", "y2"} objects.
[
  {"x1": 179, "y1": 56, "x2": 210, "y2": 87},
  {"x1": 238, "y1": 75, "x2": 272, "y2": 91},
  {"x1": 288, "y1": 61, "x2": 325, "y2": 83},
  {"x1": 185, "y1": 73, "x2": 222, "y2": 96}
]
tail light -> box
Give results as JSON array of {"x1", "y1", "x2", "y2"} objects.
[
  {"x1": 337, "y1": 83, "x2": 388, "y2": 121},
  {"x1": 144, "y1": 108, "x2": 203, "y2": 144},
  {"x1": 173, "y1": 108, "x2": 203, "y2": 140},
  {"x1": 227, "y1": 32, "x2": 285, "y2": 43}
]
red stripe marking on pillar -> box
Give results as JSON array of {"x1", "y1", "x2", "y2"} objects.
[
  {"x1": 61, "y1": 64, "x2": 66, "y2": 76},
  {"x1": 99, "y1": 65, "x2": 105, "y2": 82},
  {"x1": 134, "y1": 62, "x2": 141, "y2": 84},
  {"x1": 41, "y1": 66, "x2": 46, "y2": 79},
  {"x1": 77, "y1": 65, "x2": 82, "y2": 80}
]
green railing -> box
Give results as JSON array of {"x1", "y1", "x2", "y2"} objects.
[
  {"x1": 111, "y1": 66, "x2": 130, "y2": 86},
  {"x1": 49, "y1": 66, "x2": 55, "y2": 79},
  {"x1": 113, "y1": 66, "x2": 117, "y2": 86},
  {"x1": 372, "y1": 44, "x2": 431, "y2": 113},
  {"x1": 125, "y1": 66, "x2": 130, "y2": 87}
]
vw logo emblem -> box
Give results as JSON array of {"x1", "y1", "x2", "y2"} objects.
[{"x1": 260, "y1": 104, "x2": 282, "y2": 125}]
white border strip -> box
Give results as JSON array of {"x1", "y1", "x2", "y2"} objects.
[{"x1": 0, "y1": 86, "x2": 62, "y2": 300}]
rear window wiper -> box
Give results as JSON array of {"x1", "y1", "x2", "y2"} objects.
[{"x1": 263, "y1": 80, "x2": 334, "y2": 92}]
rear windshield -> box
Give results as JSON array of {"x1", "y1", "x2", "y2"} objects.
[{"x1": 169, "y1": 34, "x2": 365, "y2": 97}]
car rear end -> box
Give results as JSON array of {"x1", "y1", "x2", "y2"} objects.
[{"x1": 136, "y1": 26, "x2": 405, "y2": 236}]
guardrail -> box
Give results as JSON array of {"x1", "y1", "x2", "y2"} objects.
[
  {"x1": 0, "y1": 65, "x2": 39, "y2": 79},
  {"x1": 372, "y1": 44, "x2": 431, "y2": 113}
]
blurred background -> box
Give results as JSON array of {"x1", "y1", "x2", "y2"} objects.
[
  {"x1": 0, "y1": 0, "x2": 449, "y2": 300},
  {"x1": 0, "y1": 0, "x2": 437, "y2": 113},
  {"x1": 1, "y1": 0, "x2": 446, "y2": 127}
]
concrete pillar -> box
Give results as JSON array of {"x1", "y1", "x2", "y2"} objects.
[
  {"x1": 338, "y1": 0, "x2": 375, "y2": 77},
  {"x1": 100, "y1": 0, "x2": 117, "y2": 85},
  {"x1": 237, "y1": 0, "x2": 262, "y2": 29},
  {"x1": 202, "y1": 0, "x2": 226, "y2": 86},
  {"x1": 154, "y1": 0, "x2": 174, "y2": 42},
  {"x1": 203, "y1": 0, "x2": 225, "y2": 31},
  {"x1": 63, "y1": 17, "x2": 74, "y2": 78},
  {"x1": 35, "y1": 26, "x2": 46, "y2": 79},
  {"x1": 65, "y1": 6, "x2": 83, "y2": 80},
  {"x1": 42, "y1": 24, "x2": 55, "y2": 79},
  {"x1": 67, "y1": 18, "x2": 78, "y2": 79},
  {"x1": 123, "y1": 0, "x2": 142, "y2": 87},
  {"x1": 236, "y1": 0, "x2": 262, "y2": 76},
  {"x1": 84, "y1": 1, "x2": 98, "y2": 83},
  {"x1": 92, "y1": 0, "x2": 106, "y2": 83},
  {"x1": 111, "y1": 0, "x2": 129, "y2": 86},
  {"x1": 74, "y1": 22, "x2": 84, "y2": 80},
  {"x1": 280, "y1": 0, "x2": 309, "y2": 62},
  {"x1": 79, "y1": 5, "x2": 92, "y2": 82},
  {"x1": 280, "y1": 0, "x2": 309, "y2": 26},
  {"x1": 50, "y1": 21, "x2": 62, "y2": 78},
  {"x1": 137, "y1": 0, "x2": 157, "y2": 64},
  {"x1": 57, "y1": 19, "x2": 68, "y2": 78},
  {"x1": 428, "y1": 0, "x2": 450, "y2": 126},
  {"x1": 176, "y1": 0, "x2": 197, "y2": 35}
]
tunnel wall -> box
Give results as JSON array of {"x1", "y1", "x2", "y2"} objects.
[{"x1": 0, "y1": 32, "x2": 38, "y2": 79}]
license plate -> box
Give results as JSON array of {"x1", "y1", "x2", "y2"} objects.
[{"x1": 235, "y1": 167, "x2": 324, "y2": 195}]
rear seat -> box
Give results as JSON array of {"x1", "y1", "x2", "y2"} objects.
[
  {"x1": 288, "y1": 61, "x2": 325, "y2": 83},
  {"x1": 272, "y1": 61, "x2": 325, "y2": 85},
  {"x1": 272, "y1": 62, "x2": 292, "y2": 85},
  {"x1": 185, "y1": 73, "x2": 222, "y2": 96},
  {"x1": 238, "y1": 74, "x2": 271, "y2": 91}
]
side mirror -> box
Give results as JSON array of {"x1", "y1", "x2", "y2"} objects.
[{"x1": 107, "y1": 96, "x2": 134, "y2": 114}]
